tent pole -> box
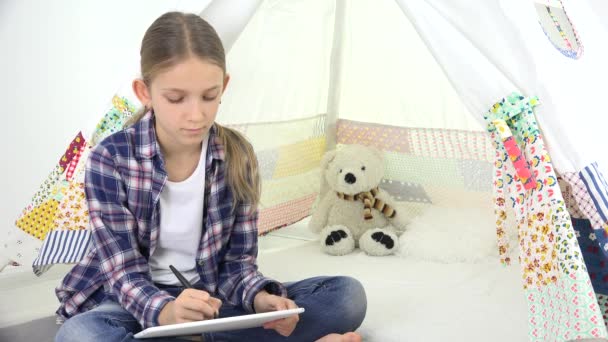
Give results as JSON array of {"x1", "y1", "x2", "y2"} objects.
[
  {"x1": 199, "y1": 0, "x2": 263, "y2": 54},
  {"x1": 325, "y1": 0, "x2": 347, "y2": 151}
]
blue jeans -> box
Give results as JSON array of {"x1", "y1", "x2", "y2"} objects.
[{"x1": 55, "y1": 276, "x2": 367, "y2": 342}]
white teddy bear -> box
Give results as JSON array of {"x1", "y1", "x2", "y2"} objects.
[{"x1": 309, "y1": 144, "x2": 408, "y2": 256}]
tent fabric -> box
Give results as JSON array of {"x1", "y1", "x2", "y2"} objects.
[
  {"x1": 485, "y1": 92, "x2": 606, "y2": 340},
  {"x1": 3, "y1": 0, "x2": 608, "y2": 340}
]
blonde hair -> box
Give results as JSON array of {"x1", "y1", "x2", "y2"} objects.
[{"x1": 128, "y1": 12, "x2": 260, "y2": 209}]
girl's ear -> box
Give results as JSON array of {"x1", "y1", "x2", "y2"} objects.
[
  {"x1": 132, "y1": 79, "x2": 152, "y2": 109},
  {"x1": 222, "y1": 73, "x2": 231, "y2": 94}
]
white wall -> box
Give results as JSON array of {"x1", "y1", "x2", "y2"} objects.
[{"x1": 0, "y1": 0, "x2": 208, "y2": 260}]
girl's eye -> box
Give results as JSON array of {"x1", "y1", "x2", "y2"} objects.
[
  {"x1": 167, "y1": 97, "x2": 183, "y2": 104},
  {"x1": 203, "y1": 96, "x2": 217, "y2": 102}
]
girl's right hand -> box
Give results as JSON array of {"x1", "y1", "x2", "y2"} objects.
[{"x1": 159, "y1": 288, "x2": 223, "y2": 325}]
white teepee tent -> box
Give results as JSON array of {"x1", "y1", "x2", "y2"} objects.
[
  {"x1": 2, "y1": 0, "x2": 608, "y2": 340},
  {"x1": 213, "y1": 2, "x2": 608, "y2": 339}
]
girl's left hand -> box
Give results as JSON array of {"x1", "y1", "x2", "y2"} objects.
[{"x1": 253, "y1": 290, "x2": 300, "y2": 337}]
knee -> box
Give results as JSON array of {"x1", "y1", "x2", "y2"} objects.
[
  {"x1": 330, "y1": 276, "x2": 367, "y2": 330},
  {"x1": 55, "y1": 315, "x2": 91, "y2": 342},
  {"x1": 54, "y1": 312, "x2": 135, "y2": 342}
]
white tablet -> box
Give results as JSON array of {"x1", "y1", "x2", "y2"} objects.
[{"x1": 134, "y1": 308, "x2": 305, "y2": 339}]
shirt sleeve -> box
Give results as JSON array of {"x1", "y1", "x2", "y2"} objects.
[
  {"x1": 216, "y1": 203, "x2": 287, "y2": 313},
  {"x1": 85, "y1": 144, "x2": 173, "y2": 329}
]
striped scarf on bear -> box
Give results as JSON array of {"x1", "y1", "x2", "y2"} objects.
[{"x1": 336, "y1": 187, "x2": 396, "y2": 220}]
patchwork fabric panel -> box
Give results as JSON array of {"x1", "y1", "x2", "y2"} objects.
[
  {"x1": 15, "y1": 199, "x2": 59, "y2": 241},
  {"x1": 11, "y1": 95, "x2": 131, "y2": 273},
  {"x1": 53, "y1": 182, "x2": 89, "y2": 231},
  {"x1": 256, "y1": 149, "x2": 280, "y2": 181},
  {"x1": 379, "y1": 179, "x2": 431, "y2": 203},
  {"x1": 28, "y1": 165, "x2": 63, "y2": 209},
  {"x1": 258, "y1": 194, "x2": 317, "y2": 235},
  {"x1": 58, "y1": 132, "x2": 86, "y2": 173},
  {"x1": 383, "y1": 152, "x2": 463, "y2": 189},
  {"x1": 90, "y1": 96, "x2": 137, "y2": 145},
  {"x1": 338, "y1": 119, "x2": 493, "y2": 161},
  {"x1": 32, "y1": 229, "x2": 91, "y2": 276},
  {"x1": 335, "y1": 119, "x2": 494, "y2": 221},
  {"x1": 597, "y1": 294, "x2": 608, "y2": 326},
  {"x1": 572, "y1": 218, "x2": 608, "y2": 295},
  {"x1": 407, "y1": 127, "x2": 493, "y2": 161},
  {"x1": 457, "y1": 159, "x2": 493, "y2": 192},
  {"x1": 260, "y1": 169, "x2": 320, "y2": 210},
  {"x1": 273, "y1": 137, "x2": 325, "y2": 178},
  {"x1": 337, "y1": 119, "x2": 412, "y2": 153},
  {"x1": 226, "y1": 115, "x2": 327, "y2": 234},
  {"x1": 65, "y1": 143, "x2": 87, "y2": 181},
  {"x1": 580, "y1": 163, "x2": 608, "y2": 230},
  {"x1": 229, "y1": 114, "x2": 326, "y2": 151},
  {"x1": 559, "y1": 175, "x2": 588, "y2": 219},
  {"x1": 527, "y1": 277, "x2": 605, "y2": 340},
  {"x1": 562, "y1": 169, "x2": 608, "y2": 231},
  {"x1": 484, "y1": 92, "x2": 607, "y2": 340}
]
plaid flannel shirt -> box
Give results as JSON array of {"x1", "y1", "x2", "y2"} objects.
[{"x1": 55, "y1": 112, "x2": 286, "y2": 329}]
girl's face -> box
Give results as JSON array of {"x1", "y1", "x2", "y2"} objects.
[{"x1": 135, "y1": 57, "x2": 229, "y2": 152}]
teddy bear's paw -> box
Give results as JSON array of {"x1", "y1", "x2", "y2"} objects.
[
  {"x1": 320, "y1": 225, "x2": 355, "y2": 256},
  {"x1": 359, "y1": 228, "x2": 399, "y2": 256}
]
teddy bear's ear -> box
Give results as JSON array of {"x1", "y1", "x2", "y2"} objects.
[
  {"x1": 316, "y1": 149, "x2": 337, "y2": 201},
  {"x1": 367, "y1": 146, "x2": 384, "y2": 163},
  {"x1": 320, "y1": 149, "x2": 337, "y2": 172}
]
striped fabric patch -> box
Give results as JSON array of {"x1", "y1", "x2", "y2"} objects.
[
  {"x1": 258, "y1": 194, "x2": 317, "y2": 235},
  {"x1": 32, "y1": 229, "x2": 91, "y2": 275},
  {"x1": 260, "y1": 169, "x2": 320, "y2": 209},
  {"x1": 337, "y1": 119, "x2": 411, "y2": 153},
  {"x1": 562, "y1": 172, "x2": 604, "y2": 226},
  {"x1": 580, "y1": 163, "x2": 608, "y2": 225},
  {"x1": 256, "y1": 148, "x2": 279, "y2": 181},
  {"x1": 337, "y1": 119, "x2": 493, "y2": 161},
  {"x1": 273, "y1": 137, "x2": 325, "y2": 178},
  {"x1": 458, "y1": 159, "x2": 493, "y2": 192},
  {"x1": 408, "y1": 127, "x2": 492, "y2": 162},
  {"x1": 379, "y1": 179, "x2": 431, "y2": 203},
  {"x1": 229, "y1": 114, "x2": 326, "y2": 151},
  {"x1": 383, "y1": 152, "x2": 463, "y2": 188}
]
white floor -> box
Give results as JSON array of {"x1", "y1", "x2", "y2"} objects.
[{"x1": 256, "y1": 218, "x2": 529, "y2": 342}]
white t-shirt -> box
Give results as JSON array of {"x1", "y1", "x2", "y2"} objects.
[{"x1": 149, "y1": 136, "x2": 209, "y2": 285}]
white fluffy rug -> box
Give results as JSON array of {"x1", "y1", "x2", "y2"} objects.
[{"x1": 398, "y1": 206, "x2": 517, "y2": 263}]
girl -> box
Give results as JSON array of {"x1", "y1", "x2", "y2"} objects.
[{"x1": 54, "y1": 11, "x2": 366, "y2": 342}]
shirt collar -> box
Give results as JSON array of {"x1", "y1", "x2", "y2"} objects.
[{"x1": 132, "y1": 111, "x2": 225, "y2": 162}]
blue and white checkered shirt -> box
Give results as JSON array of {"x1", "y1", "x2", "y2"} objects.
[{"x1": 55, "y1": 112, "x2": 286, "y2": 329}]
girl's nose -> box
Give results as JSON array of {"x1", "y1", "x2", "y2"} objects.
[{"x1": 188, "y1": 100, "x2": 207, "y2": 121}]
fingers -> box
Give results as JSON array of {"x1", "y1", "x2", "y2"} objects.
[
  {"x1": 286, "y1": 299, "x2": 298, "y2": 310},
  {"x1": 175, "y1": 289, "x2": 223, "y2": 322},
  {"x1": 266, "y1": 315, "x2": 299, "y2": 337},
  {"x1": 176, "y1": 307, "x2": 209, "y2": 322},
  {"x1": 208, "y1": 296, "x2": 222, "y2": 318},
  {"x1": 180, "y1": 298, "x2": 217, "y2": 320},
  {"x1": 183, "y1": 288, "x2": 210, "y2": 301},
  {"x1": 263, "y1": 298, "x2": 300, "y2": 337}
]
